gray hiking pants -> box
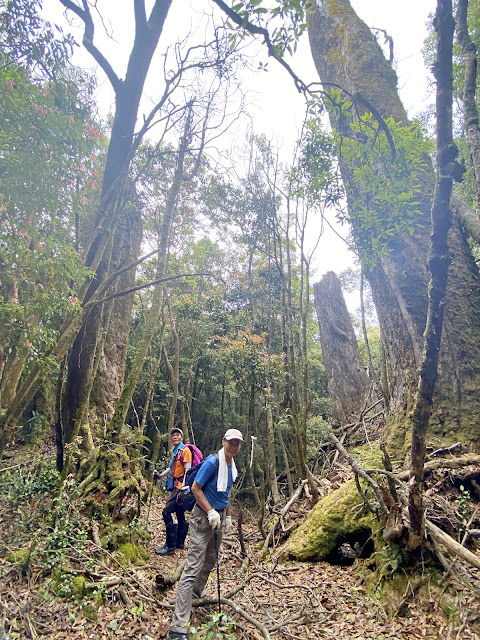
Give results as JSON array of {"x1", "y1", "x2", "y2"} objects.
[{"x1": 169, "y1": 504, "x2": 225, "y2": 634}]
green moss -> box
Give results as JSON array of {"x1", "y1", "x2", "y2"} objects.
[
  {"x1": 71, "y1": 575, "x2": 87, "y2": 599},
  {"x1": 81, "y1": 604, "x2": 98, "y2": 621},
  {"x1": 282, "y1": 479, "x2": 374, "y2": 561},
  {"x1": 100, "y1": 518, "x2": 151, "y2": 551},
  {"x1": 359, "y1": 550, "x2": 463, "y2": 620},
  {"x1": 373, "y1": 566, "x2": 409, "y2": 607},
  {"x1": 52, "y1": 570, "x2": 87, "y2": 601},
  {"x1": 6, "y1": 549, "x2": 30, "y2": 565},
  {"x1": 352, "y1": 445, "x2": 386, "y2": 467},
  {"x1": 441, "y1": 601, "x2": 458, "y2": 621},
  {"x1": 118, "y1": 542, "x2": 149, "y2": 567}
]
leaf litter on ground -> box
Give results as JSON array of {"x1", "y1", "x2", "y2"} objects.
[{"x1": 1, "y1": 448, "x2": 480, "y2": 640}]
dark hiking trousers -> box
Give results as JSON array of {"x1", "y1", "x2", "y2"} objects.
[{"x1": 163, "y1": 487, "x2": 187, "y2": 527}]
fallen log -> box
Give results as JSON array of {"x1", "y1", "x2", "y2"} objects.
[
  {"x1": 155, "y1": 559, "x2": 187, "y2": 592},
  {"x1": 398, "y1": 454, "x2": 480, "y2": 480},
  {"x1": 426, "y1": 519, "x2": 480, "y2": 570}
]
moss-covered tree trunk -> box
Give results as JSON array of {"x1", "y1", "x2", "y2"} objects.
[
  {"x1": 308, "y1": 0, "x2": 480, "y2": 452},
  {"x1": 88, "y1": 205, "x2": 143, "y2": 439},
  {"x1": 62, "y1": 201, "x2": 142, "y2": 453}
]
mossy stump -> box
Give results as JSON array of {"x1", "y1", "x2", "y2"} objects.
[
  {"x1": 281, "y1": 479, "x2": 375, "y2": 561},
  {"x1": 76, "y1": 444, "x2": 146, "y2": 523}
]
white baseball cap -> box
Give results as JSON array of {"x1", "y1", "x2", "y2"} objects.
[{"x1": 223, "y1": 428, "x2": 244, "y2": 441}]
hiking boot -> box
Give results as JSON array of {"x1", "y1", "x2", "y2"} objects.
[
  {"x1": 156, "y1": 522, "x2": 177, "y2": 555},
  {"x1": 155, "y1": 544, "x2": 175, "y2": 555},
  {"x1": 167, "y1": 631, "x2": 189, "y2": 640}
]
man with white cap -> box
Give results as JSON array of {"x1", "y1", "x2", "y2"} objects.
[{"x1": 167, "y1": 429, "x2": 243, "y2": 640}]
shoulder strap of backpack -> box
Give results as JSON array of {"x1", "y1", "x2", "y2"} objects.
[{"x1": 203, "y1": 452, "x2": 219, "y2": 487}]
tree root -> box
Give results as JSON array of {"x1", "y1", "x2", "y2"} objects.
[{"x1": 76, "y1": 445, "x2": 146, "y2": 522}]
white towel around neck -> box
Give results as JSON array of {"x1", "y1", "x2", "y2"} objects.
[{"x1": 216, "y1": 447, "x2": 237, "y2": 492}]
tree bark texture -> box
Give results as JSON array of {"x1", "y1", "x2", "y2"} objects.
[
  {"x1": 313, "y1": 271, "x2": 370, "y2": 424},
  {"x1": 408, "y1": 0, "x2": 456, "y2": 549},
  {"x1": 59, "y1": 0, "x2": 173, "y2": 451},
  {"x1": 62, "y1": 200, "x2": 142, "y2": 447},
  {"x1": 308, "y1": 0, "x2": 480, "y2": 451},
  {"x1": 456, "y1": 0, "x2": 480, "y2": 207},
  {"x1": 88, "y1": 205, "x2": 143, "y2": 439}
]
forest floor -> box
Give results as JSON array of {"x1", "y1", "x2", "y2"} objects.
[{"x1": 1, "y1": 448, "x2": 480, "y2": 640}]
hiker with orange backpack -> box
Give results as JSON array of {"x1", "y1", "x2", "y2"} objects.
[{"x1": 153, "y1": 428, "x2": 200, "y2": 555}]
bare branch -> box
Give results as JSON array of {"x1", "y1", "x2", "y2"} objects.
[
  {"x1": 134, "y1": 0, "x2": 147, "y2": 30},
  {"x1": 212, "y1": 0, "x2": 307, "y2": 94},
  {"x1": 329, "y1": 431, "x2": 387, "y2": 514},
  {"x1": 88, "y1": 272, "x2": 224, "y2": 308},
  {"x1": 59, "y1": 0, "x2": 121, "y2": 91}
]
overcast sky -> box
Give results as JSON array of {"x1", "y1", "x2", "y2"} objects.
[
  {"x1": 243, "y1": 0, "x2": 437, "y2": 281},
  {"x1": 43, "y1": 0, "x2": 438, "y2": 284}
]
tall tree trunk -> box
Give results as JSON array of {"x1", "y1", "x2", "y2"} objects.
[
  {"x1": 456, "y1": 0, "x2": 480, "y2": 206},
  {"x1": 163, "y1": 303, "x2": 181, "y2": 434},
  {"x1": 359, "y1": 267, "x2": 376, "y2": 381},
  {"x1": 308, "y1": 0, "x2": 480, "y2": 451},
  {"x1": 313, "y1": 272, "x2": 370, "y2": 424},
  {"x1": 62, "y1": 199, "x2": 142, "y2": 450},
  {"x1": 408, "y1": 0, "x2": 456, "y2": 549},
  {"x1": 265, "y1": 402, "x2": 281, "y2": 504},
  {"x1": 108, "y1": 112, "x2": 193, "y2": 438},
  {"x1": 277, "y1": 421, "x2": 294, "y2": 496},
  {"x1": 88, "y1": 206, "x2": 143, "y2": 439}
]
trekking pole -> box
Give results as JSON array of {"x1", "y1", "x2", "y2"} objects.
[
  {"x1": 146, "y1": 476, "x2": 156, "y2": 528},
  {"x1": 214, "y1": 529, "x2": 221, "y2": 614}
]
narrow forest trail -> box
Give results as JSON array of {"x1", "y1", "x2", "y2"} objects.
[
  {"x1": 140, "y1": 502, "x2": 478, "y2": 640},
  {"x1": 1, "y1": 470, "x2": 479, "y2": 640}
]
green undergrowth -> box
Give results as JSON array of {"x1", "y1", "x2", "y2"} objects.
[
  {"x1": 191, "y1": 612, "x2": 237, "y2": 639},
  {"x1": 0, "y1": 450, "x2": 151, "y2": 607}
]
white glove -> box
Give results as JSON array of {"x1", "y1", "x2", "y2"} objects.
[
  {"x1": 207, "y1": 509, "x2": 221, "y2": 530},
  {"x1": 225, "y1": 515, "x2": 232, "y2": 534}
]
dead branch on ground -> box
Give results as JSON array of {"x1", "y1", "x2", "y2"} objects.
[
  {"x1": 155, "y1": 559, "x2": 187, "y2": 592},
  {"x1": 329, "y1": 432, "x2": 387, "y2": 514},
  {"x1": 398, "y1": 454, "x2": 480, "y2": 480},
  {"x1": 262, "y1": 481, "x2": 306, "y2": 551},
  {"x1": 426, "y1": 519, "x2": 480, "y2": 571}
]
